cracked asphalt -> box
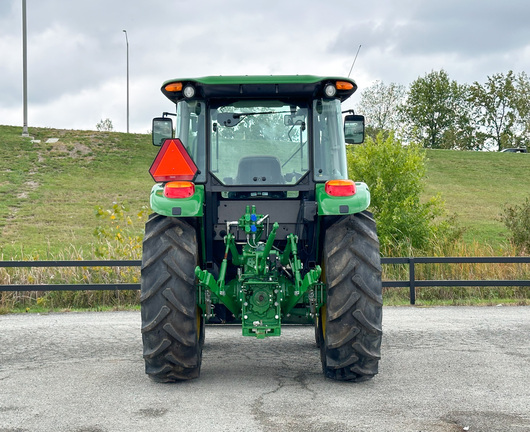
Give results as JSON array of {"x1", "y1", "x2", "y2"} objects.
[{"x1": 0, "y1": 306, "x2": 529, "y2": 432}]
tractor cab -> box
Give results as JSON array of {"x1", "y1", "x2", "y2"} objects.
[
  {"x1": 149, "y1": 76, "x2": 368, "y2": 239},
  {"x1": 141, "y1": 76, "x2": 382, "y2": 383},
  {"x1": 152, "y1": 76, "x2": 364, "y2": 185}
]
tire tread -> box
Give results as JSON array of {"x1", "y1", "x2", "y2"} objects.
[
  {"x1": 140, "y1": 214, "x2": 203, "y2": 382},
  {"x1": 320, "y1": 211, "x2": 383, "y2": 382}
]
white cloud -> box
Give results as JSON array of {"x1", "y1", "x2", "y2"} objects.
[{"x1": 1, "y1": 0, "x2": 530, "y2": 131}]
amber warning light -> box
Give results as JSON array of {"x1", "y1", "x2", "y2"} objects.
[{"x1": 149, "y1": 138, "x2": 198, "y2": 182}]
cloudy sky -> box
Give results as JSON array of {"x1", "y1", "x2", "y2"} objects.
[{"x1": 1, "y1": 0, "x2": 529, "y2": 133}]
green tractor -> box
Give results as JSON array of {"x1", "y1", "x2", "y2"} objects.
[{"x1": 141, "y1": 75, "x2": 382, "y2": 382}]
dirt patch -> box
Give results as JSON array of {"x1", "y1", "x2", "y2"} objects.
[
  {"x1": 70, "y1": 142, "x2": 93, "y2": 158},
  {"x1": 44, "y1": 141, "x2": 93, "y2": 160}
]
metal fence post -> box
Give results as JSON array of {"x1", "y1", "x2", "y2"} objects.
[{"x1": 409, "y1": 258, "x2": 415, "y2": 305}]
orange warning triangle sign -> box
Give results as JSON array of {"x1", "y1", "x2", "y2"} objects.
[{"x1": 149, "y1": 138, "x2": 198, "y2": 182}]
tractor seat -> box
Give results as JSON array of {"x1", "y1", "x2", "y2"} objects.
[{"x1": 235, "y1": 156, "x2": 284, "y2": 184}]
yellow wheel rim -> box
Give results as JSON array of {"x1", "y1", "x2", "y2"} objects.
[
  {"x1": 320, "y1": 258, "x2": 327, "y2": 338},
  {"x1": 196, "y1": 307, "x2": 202, "y2": 341},
  {"x1": 321, "y1": 304, "x2": 327, "y2": 338}
]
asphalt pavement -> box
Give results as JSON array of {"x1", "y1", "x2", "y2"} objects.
[{"x1": 1, "y1": 306, "x2": 529, "y2": 432}]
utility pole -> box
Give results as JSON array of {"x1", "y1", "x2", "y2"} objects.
[
  {"x1": 123, "y1": 30, "x2": 129, "y2": 133},
  {"x1": 22, "y1": 0, "x2": 29, "y2": 137}
]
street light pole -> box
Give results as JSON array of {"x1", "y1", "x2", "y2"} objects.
[
  {"x1": 122, "y1": 30, "x2": 129, "y2": 133},
  {"x1": 22, "y1": 0, "x2": 29, "y2": 137}
]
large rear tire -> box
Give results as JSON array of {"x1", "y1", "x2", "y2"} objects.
[
  {"x1": 320, "y1": 211, "x2": 382, "y2": 381},
  {"x1": 140, "y1": 214, "x2": 203, "y2": 382}
]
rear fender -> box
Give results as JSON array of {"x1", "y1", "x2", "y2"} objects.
[
  {"x1": 150, "y1": 183, "x2": 204, "y2": 217},
  {"x1": 315, "y1": 182, "x2": 370, "y2": 215}
]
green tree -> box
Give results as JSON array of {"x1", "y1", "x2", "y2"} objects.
[
  {"x1": 513, "y1": 72, "x2": 530, "y2": 148},
  {"x1": 469, "y1": 71, "x2": 517, "y2": 151},
  {"x1": 355, "y1": 80, "x2": 406, "y2": 138},
  {"x1": 347, "y1": 132, "x2": 449, "y2": 252},
  {"x1": 442, "y1": 87, "x2": 482, "y2": 150},
  {"x1": 401, "y1": 70, "x2": 470, "y2": 149}
]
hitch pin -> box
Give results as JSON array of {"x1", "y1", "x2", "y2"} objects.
[{"x1": 257, "y1": 214, "x2": 269, "y2": 225}]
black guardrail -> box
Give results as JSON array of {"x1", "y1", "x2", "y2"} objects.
[
  {"x1": 380, "y1": 256, "x2": 530, "y2": 304},
  {"x1": 0, "y1": 260, "x2": 141, "y2": 292},
  {"x1": 1, "y1": 257, "x2": 529, "y2": 304}
]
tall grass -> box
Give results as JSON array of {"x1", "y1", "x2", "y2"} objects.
[
  {"x1": 0, "y1": 253, "x2": 141, "y2": 313},
  {"x1": 383, "y1": 242, "x2": 530, "y2": 305},
  {"x1": 2, "y1": 220, "x2": 529, "y2": 312},
  {"x1": 0, "y1": 203, "x2": 147, "y2": 313}
]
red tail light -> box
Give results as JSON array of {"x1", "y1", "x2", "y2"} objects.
[
  {"x1": 164, "y1": 181, "x2": 195, "y2": 198},
  {"x1": 325, "y1": 179, "x2": 356, "y2": 197}
]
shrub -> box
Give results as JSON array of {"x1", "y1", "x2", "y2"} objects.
[
  {"x1": 347, "y1": 131, "x2": 460, "y2": 254},
  {"x1": 500, "y1": 196, "x2": 530, "y2": 254},
  {"x1": 96, "y1": 118, "x2": 114, "y2": 132},
  {"x1": 93, "y1": 201, "x2": 149, "y2": 259}
]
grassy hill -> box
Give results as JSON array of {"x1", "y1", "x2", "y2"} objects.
[
  {"x1": 1, "y1": 125, "x2": 529, "y2": 258},
  {"x1": 0, "y1": 125, "x2": 157, "y2": 258},
  {"x1": 423, "y1": 149, "x2": 529, "y2": 248}
]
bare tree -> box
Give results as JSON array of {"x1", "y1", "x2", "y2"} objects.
[{"x1": 356, "y1": 80, "x2": 406, "y2": 137}]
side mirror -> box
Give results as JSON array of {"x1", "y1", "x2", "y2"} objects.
[
  {"x1": 344, "y1": 114, "x2": 365, "y2": 144},
  {"x1": 152, "y1": 117, "x2": 174, "y2": 146},
  {"x1": 284, "y1": 114, "x2": 294, "y2": 126},
  {"x1": 284, "y1": 114, "x2": 305, "y2": 127}
]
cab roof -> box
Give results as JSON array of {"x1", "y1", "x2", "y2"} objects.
[{"x1": 161, "y1": 75, "x2": 358, "y2": 103}]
